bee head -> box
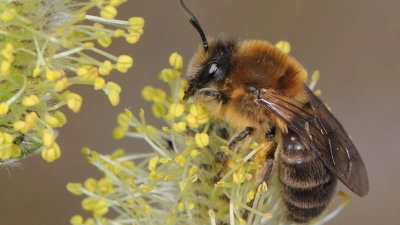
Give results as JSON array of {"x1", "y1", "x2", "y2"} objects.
[
  {"x1": 179, "y1": 0, "x2": 235, "y2": 101},
  {"x1": 184, "y1": 38, "x2": 236, "y2": 101}
]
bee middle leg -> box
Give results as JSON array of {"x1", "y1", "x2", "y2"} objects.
[{"x1": 217, "y1": 127, "x2": 254, "y2": 177}]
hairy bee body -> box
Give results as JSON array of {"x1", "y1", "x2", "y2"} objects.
[
  {"x1": 185, "y1": 38, "x2": 329, "y2": 221},
  {"x1": 184, "y1": 37, "x2": 368, "y2": 223},
  {"x1": 180, "y1": 1, "x2": 368, "y2": 223}
]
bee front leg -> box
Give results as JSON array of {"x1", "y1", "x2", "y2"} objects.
[{"x1": 195, "y1": 88, "x2": 227, "y2": 103}]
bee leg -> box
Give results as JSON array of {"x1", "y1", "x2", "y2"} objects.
[
  {"x1": 183, "y1": 128, "x2": 197, "y2": 137},
  {"x1": 216, "y1": 127, "x2": 254, "y2": 177},
  {"x1": 251, "y1": 140, "x2": 277, "y2": 194},
  {"x1": 243, "y1": 130, "x2": 277, "y2": 221},
  {"x1": 195, "y1": 88, "x2": 228, "y2": 103},
  {"x1": 260, "y1": 143, "x2": 277, "y2": 184},
  {"x1": 261, "y1": 127, "x2": 277, "y2": 185},
  {"x1": 226, "y1": 127, "x2": 254, "y2": 151}
]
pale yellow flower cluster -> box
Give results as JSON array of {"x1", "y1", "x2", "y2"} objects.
[{"x1": 0, "y1": 0, "x2": 142, "y2": 164}]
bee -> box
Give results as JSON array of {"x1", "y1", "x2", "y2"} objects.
[{"x1": 179, "y1": 0, "x2": 369, "y2": 223}]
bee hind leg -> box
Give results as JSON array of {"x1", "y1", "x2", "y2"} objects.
[
  {"x1": 243, "y1": 129, "x2": 277, "y2": 221},
  {"x1": 255, "y1": 141, "x2": 277, "y2": 186},
  {"x1": 256, "y1": 127, "x2": 277, "y2": 186},
  {"x1": 242, "y1": 147, "x2": 276, "y2": 222}
]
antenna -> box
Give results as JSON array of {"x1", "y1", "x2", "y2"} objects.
[{"x1": 179, "y1": 0, "x2": 209, "y2": 52}]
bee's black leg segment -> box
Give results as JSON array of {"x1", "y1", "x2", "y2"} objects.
[
  {"x1": 243, "y1": 129, "x2": 277, "y2": 221},
  {"x1": 262, "y1": 142, "x2": 277, "y2": 185},
  {"x1": 217, "y1": 127, "x2": 254, "y2": 177},
  {"x1": 266, "y1": 126, "x2": 276, "y2": 141},
  {"x1": 260, "y1": 127, "x2": 277, "y2": 185},
  {"x1": 242, "y1": 150, "x2": 275, "y2": 221},
  {"x1": 195, "y1": 88, "x2": 227, "y2": 103},
  {"x1": 227, "y1": 127, "x2": 254, "y2": 151},
  {"x1": 183, "y1": 128, "x2": 196, "y2": 137}
]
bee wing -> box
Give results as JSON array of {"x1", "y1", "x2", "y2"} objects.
[{"x1": 258, "y1": 85, "x2": 369, "y2": 196}]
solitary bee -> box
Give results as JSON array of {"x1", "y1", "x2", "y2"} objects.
[{"x1": 179, "y1": 0, "x2": 369, "y2": 223}]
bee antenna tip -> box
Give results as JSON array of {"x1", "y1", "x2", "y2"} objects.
[{"x1": 179, "y1": 0, "x2": 209, "y2": 52}]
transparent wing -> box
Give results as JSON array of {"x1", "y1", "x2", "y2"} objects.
[{"x1": 258, "y1": 85, "x2": 369, "y2": 196}]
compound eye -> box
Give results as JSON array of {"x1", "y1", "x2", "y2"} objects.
[
  {"x1": 197, "y1": 63, "x2": 218, "y2": 86},
  {"x1": 208, "y1": 63, "x2": 218, "y2": 76}
]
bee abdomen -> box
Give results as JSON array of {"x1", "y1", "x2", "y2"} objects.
[
  {"x1": 280, "y1": 177, "x2": 337, "y2": 207},
  {"x1": 279, "y1": 155, "x2": 332, "y2": 188},
  {"x1": 280, "y1": 176, "x2": 337, "y2": 223},
  {"x1": 279, "y1": 131, "x2": 337, "y2": 223}
]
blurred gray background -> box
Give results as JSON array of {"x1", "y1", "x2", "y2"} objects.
[{"x1": 1, "y1": 0, "x2": 399, "y2": 224}]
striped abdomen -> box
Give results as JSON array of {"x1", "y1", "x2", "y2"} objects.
[{"x1": 278, "y1": 130, "x2": 337, "y2": 223}]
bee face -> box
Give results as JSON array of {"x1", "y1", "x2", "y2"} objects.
[{"x1": 184, "y1": 38, "x2": 235, "y2": 101}]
